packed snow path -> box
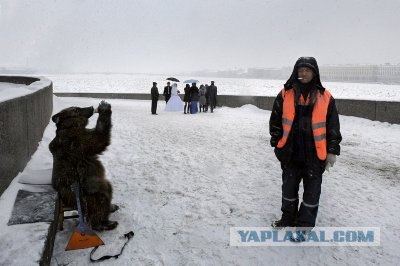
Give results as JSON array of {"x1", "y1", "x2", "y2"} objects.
[{"x1": 50, "y1": 97, "x2": 400, "y2": 265}]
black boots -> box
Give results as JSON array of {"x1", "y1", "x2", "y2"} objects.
[{"x1": 271, "y1": 218, "x2": 295, "y2": 228}]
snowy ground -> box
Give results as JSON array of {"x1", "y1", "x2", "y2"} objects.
[
  {"x1": 44, "y1": 73, "x2": 400, "y2": 101},
  {"x1": 1, "y1": 95, "x2": 399, "y2": 265}
]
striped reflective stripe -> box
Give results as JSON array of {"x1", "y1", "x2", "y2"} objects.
[
  {"x1": 283, "y1": 196, "x2": 298, "y2": 202},
  {"x1": 302, "y1": 201, "x2": 319, "y2": 208},
  {"x1": 314, "y1": 134, "x2": 326, "y2": 141},
  {"x1": 282, "y1": 118, "x2": 292, "y2": 126},
  {"x1": 312, "y1": 122, "x2": 326, "y2": 130},
  {"x1": 282, "y1": 130, "x2": 289, "y2": 137}
]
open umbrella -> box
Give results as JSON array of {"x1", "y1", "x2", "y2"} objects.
[
  {"x1": 166, "y1": 77, "x2": 180, "y2": 82},
  {"x1": 183, "y1": 79, "x2": 200, "y2": 84}
]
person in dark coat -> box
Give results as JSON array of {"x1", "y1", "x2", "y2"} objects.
[
  {"x1": 183, "y1": 84, "x2": 191, "y2": 114},
  {"x1": 190, "y1": 83, "x2": 200, "y2": 114},
  {"x1": 204, "y1": 84, "x2": 209, "y2": 112},
  {"x1": 150, "y1": 82, "x2": 159, "y2": 115},
  {"x1": 208, "y1": 81, "x2": 217, "y2": 113},
  {"x1": 269, "y1": 57, "x2": 342, "y2": 241},
  {"x1": 163, "y1": 82, "x2": 172, "y2": 103}
]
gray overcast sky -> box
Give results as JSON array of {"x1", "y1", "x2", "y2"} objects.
[{"x1": 1, "y1": 0, "x2": 399, "y2": 73}]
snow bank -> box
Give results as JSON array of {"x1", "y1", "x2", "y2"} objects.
[{"x1": 0, "y1": 77, "x2": 52, "y2": 103}]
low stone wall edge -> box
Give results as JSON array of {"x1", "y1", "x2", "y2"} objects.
[
  {"x1": 0, "y1": 76, "x2": 53, "y2": 196},
  {"x1": 54, "y1": 92, "x2": 399, "y2": 124}
]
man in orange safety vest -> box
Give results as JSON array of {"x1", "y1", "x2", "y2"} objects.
[{"x1": 269, "y1": 57, "x2": 342, "y2": 241}]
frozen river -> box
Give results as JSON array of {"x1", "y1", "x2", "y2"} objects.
[{"x1": 42, "y1": 73, "x2": 400, "y2": 101}]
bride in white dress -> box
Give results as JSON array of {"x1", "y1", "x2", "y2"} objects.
[{"x1": 165, "y1": 83, "x2": 184, "y2": 112}]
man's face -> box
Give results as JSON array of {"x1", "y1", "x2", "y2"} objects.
[{"x1": 298, "y1": 67, "x2": 314, "y2": 84}]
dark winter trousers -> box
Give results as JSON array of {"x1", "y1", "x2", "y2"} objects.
[
  {"x1": 209, "y1": 99, "x2": 215, "y2": 113},
  {"x1": 280, "y1": 160, "x2": 323, "y2": 227},
  {"x1": 151, "y1": 98, "x2": 158, "y2": 114},
  {"x1": 184, "y1": 102, "x2": 190, "y2": 113}
]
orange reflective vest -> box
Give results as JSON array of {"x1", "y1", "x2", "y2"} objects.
[{"x1": 276, "y1": 88, "x2": 332, "y2": 160}]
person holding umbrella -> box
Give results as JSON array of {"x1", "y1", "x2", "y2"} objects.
[
  {"x1": 163, "y1": 82, "x2": 172, "y2": 103},
  {"x1": 190, "y1": 83, "x2": 200, "y2": 114},
  {"x1": 164, "y1": 77, "x2": 180, "y2": 103},
  {"x1": 183, "y1": 79, "x2": 199, "y2": 114},
  {"x1": 183, "y1": 84, "x2": 191, "y2": 114}
]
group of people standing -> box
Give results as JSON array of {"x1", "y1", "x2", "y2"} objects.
[
  {"x1": 183, "y1": 81, "x2": 217, "y2": 114},
  {"x1": 150, "y1": 81, "x2": 218, "y2": 115}
]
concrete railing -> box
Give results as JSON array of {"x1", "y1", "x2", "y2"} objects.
[
  {"x1": 54, "y1": 92, "x2": 400, "y2": 124},
  {"x1": 0, "y1": 76, "x2": 53, "y2": 195}
]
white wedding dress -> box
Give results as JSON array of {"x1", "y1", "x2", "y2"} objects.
[{"x1": 165, "y1": 84, "x2": 183, "y2": 112}]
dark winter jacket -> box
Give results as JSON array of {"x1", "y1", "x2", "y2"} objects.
[
  {"x1": 190, "y1": 85, "x2": 200, "y2": 101},
  {"x1": 208, "y1": 85, "x2": 217, "y2": 104},
  {"x1": 151, "y1": 86, "x2": 159, "y2": 100},
  {"x1": 163, "y1": 86, "x2": 172, "y2": 97},
  {"x1": 269, "y1": 57, "x2": 342, "y2": 164},
  {"x1": 184, "y1": 85, "x2": 191, "y2": 102}
]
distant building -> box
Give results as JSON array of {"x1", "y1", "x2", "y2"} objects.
[
  {"x1": 377, "y1": 64, "x2": 400, "y2": 83},
  {"x1": 320, "y1": 65, "x2": 378, "y2": 82},
  {"x1": 319, "y1": 64, "x2": 400, "y2": 83},
  {"x1": 189, "y1": 64, "x2": 400, "y2": 84},
  {"x1": 252, "y1": 64, "x2": 400, "y2": 84}
]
